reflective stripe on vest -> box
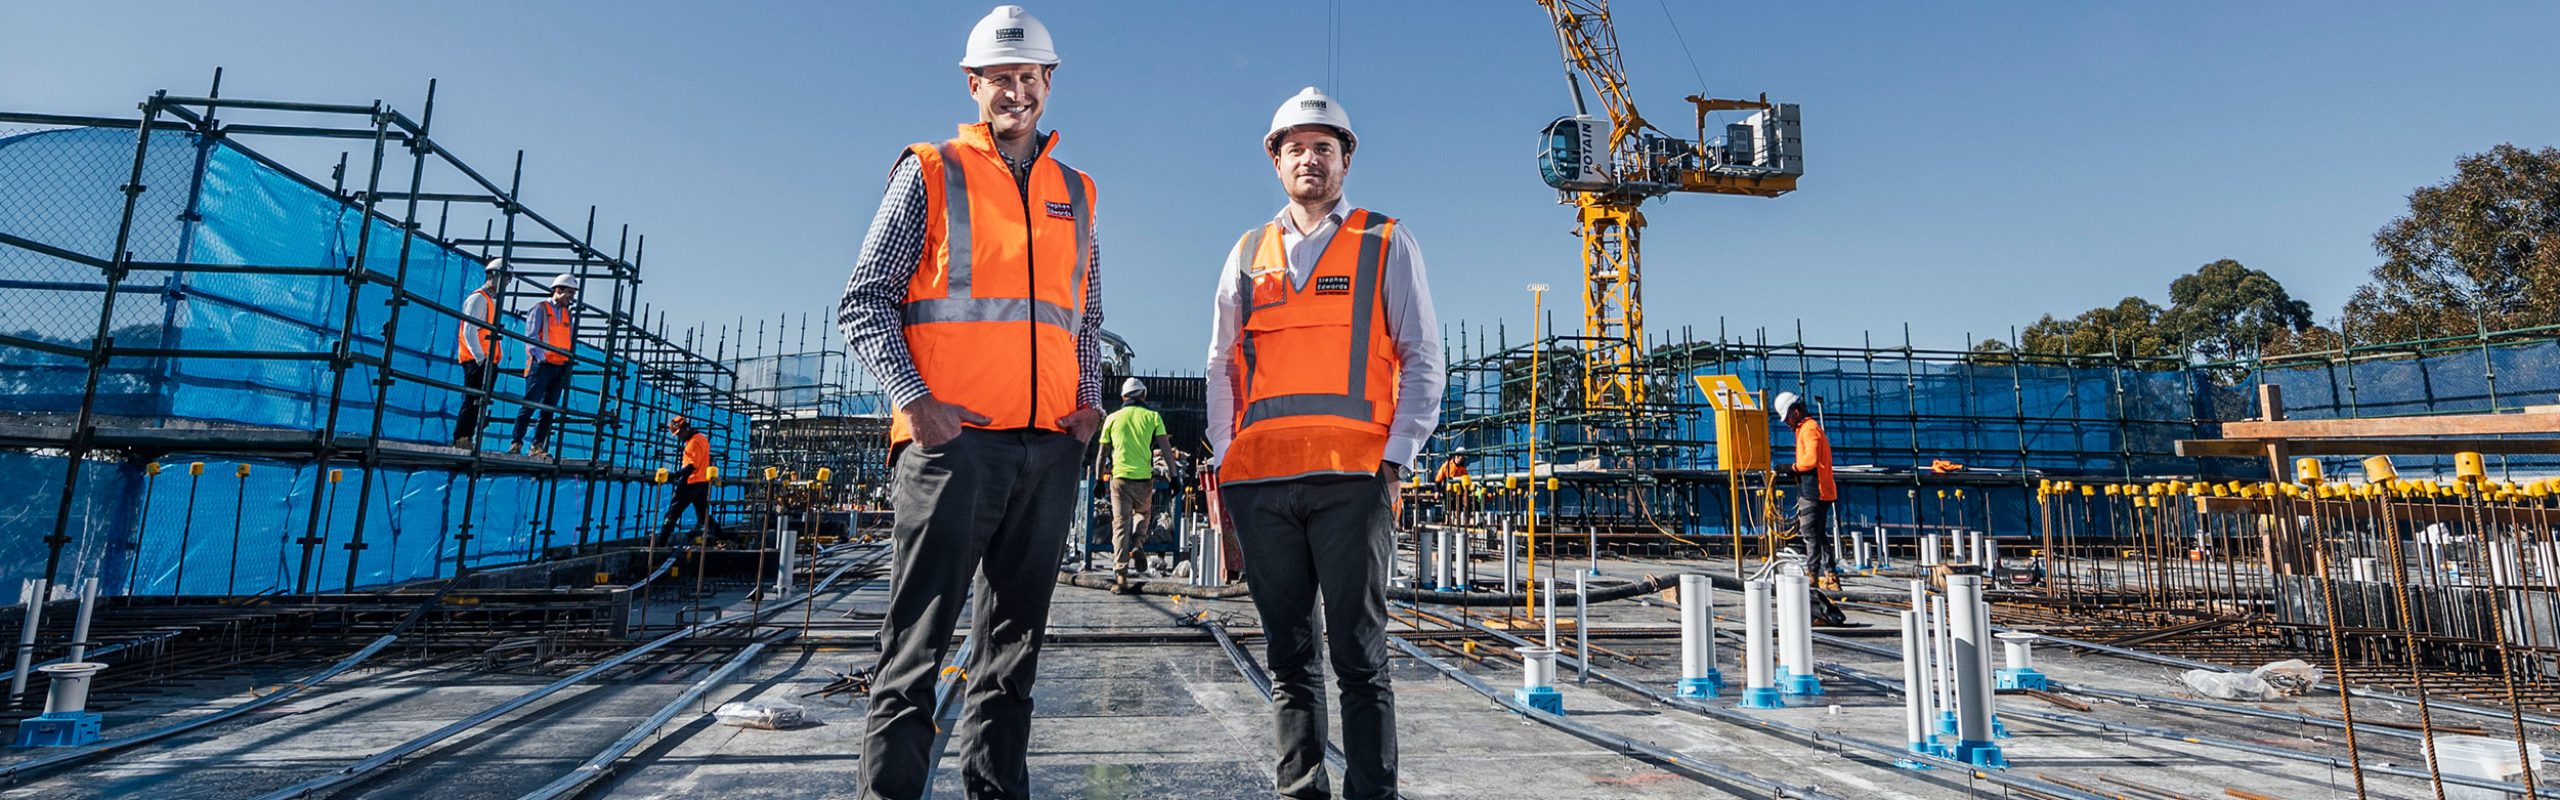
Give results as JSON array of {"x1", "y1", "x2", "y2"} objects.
[
  {"x1": 887, "y1": 125, "x2": 1094, "y2": 449},
  {"x1": 1219, "y1": 208, "x2": 1398, "y2": 486},
  {"x1": 456, "y1": 288, "x2": 500, "y2": 363}
]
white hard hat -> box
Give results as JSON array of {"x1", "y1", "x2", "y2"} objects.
[
  {"x1": 1265, "y1": 86, "x2": 1356, "y2": 154},
  {"x1": 959, "y1": 5, "x2": 1060, "y2": 68},
  {"x1": 482, "y1": 257, "x2": 507, "y2": 274},
  {"x1": 549, "y1": 273, "x2": 580, "y2": 291},
  {"x1": 1772, "y1": 391, "x2": 1801, "y2": 420},
  {"x1": 1120, "y1": 377, "x2": 1147, "y2": 397}
]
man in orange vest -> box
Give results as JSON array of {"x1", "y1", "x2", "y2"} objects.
[
  {"x1": 508, "y1": 273, "x2": 578, "y2": 458},
  {"x1": 831, "y1": 7, "x2": 1104, "y2": 799},
  {"x1": 658, "y1": 416, "x2": 719, "y2": 542},
  {"x1": 1776, "y1": 391, "x2": 1840, "y2": 590},
  {"x1": 1205, "y1": 86, "x2": 1444, "y2": 800},
  {"x1": 451, "y1": 257, "x2": 507, "y2": 448}
]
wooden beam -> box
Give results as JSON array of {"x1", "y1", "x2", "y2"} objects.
[
  {"x1": 2222, "y1": 411, "x2": 2560, "y2": 439},
  {"x1": 2178, "y1": 437, "x2": 2560, "y2": 458}
]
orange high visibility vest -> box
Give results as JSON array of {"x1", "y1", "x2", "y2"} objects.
[
  {"x1": 1218, "y1": 208, "x2": 1401, "y2": 486},
  {"x1": 527, "y1": 299, "x2": 573, "y2": 372},
  {"x1": 887, "y1": 123, "x2": 1095, "y2": 448},
  {"x1": 682, "y1": 432, "x2": 712, "y2": 485},
  {"x1": 456, "y1": 288, "x2": 500, "y2": 364}
]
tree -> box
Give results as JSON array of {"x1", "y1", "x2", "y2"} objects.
[
  {"x1": 2347, "y1": 144, "x2": 2560, "y2": 343},
  {"x1": 2016, "y1": 296, "x2": 2179, "y2": 362},
  {"x1": 2159, "y1": 258, "x2": 2314, "y2": 360}
]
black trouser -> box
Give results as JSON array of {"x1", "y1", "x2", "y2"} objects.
[
  {"x1": 454, "y1": 359, "x2": 499, "y2": 442},
  {"x1": 1225, "y1": 475, "x2": 1397, "y2": 800},
  {"x1": 1797, "y1": 490, "x2": 1836, "y2": 578},
  {"x1": 660, "y1": 481, "x2": 717, "y2": 541},
  {"x1": 860, "y1": 429, "x2": 1080, "y2": 800},
  {"x1": 514, "y1": 360, "x2": 569, "y2": 447}
]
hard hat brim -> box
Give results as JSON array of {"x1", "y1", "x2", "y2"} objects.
[
  {"x1": 959, "y1": 54, "x2": 1059, "y2": 69},
  {"x1": 1264, "y1": 124, "x2": 1357, "y2": 154}
]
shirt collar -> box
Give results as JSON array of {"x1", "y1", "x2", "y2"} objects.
[{"x1": 1272, "y1": 196, "x2": 1352, "y2": 236}]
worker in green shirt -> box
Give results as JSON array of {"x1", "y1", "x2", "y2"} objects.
[{"x1": 1095, "y1": 377, "x2": 1179, "y2": 592}]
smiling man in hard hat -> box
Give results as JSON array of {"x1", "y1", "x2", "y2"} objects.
[
  {"x1": 1205, "y1": 86, "x2": 1443, "y2": 800},
  {"x1": 833, "y1": 6, "x2": 1104, "y2": 799},
  {"x1": 1094, "y1": 376, "x2": 1176, "y2": 592},
  {"x1": 508, "y1": 273, "x2": 579, "y2": 458},
  {"x1": 1775, "y1": 391, "x2": 1840, "y2": 590}
]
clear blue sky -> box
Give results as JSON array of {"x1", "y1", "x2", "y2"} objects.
[{"x1": 8, "y1": 2, "x2": 2558, "y2": 376}]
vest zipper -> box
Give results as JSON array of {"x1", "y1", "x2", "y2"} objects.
[{"x1": 1019, "y1": 159, "x2": 1038, "y2": 431}]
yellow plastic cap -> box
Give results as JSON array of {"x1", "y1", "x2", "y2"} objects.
[
  {"x1": 327, "y1": 469, "x2": 342, "y2": 483},
  {"x1": 2295, "y1": 458, "x2": 2323, "y2": 484},
  {"x1": 2362, "y1": 455, "x2": 2398, "y2": 483},
  {"x1": 234, "y1": 464, "x2": 252, "y2": 478},
  {"x1": 189, "y1": 461, "x2": 205, "y2": 475},
  {"x1": 764, "y1": 466, "x2": 780, "y2": 480},
  {"x1": 2454, "y1": 452, "x2": 2487, "y2": 483},
  {"x1": 816, "y1": 467, "x2": 833, "y2": 482},
  {"x1": 654, "y1": 468, "x2": 669, "y2": 484}
]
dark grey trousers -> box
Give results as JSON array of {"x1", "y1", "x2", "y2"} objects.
[
  {"x1": 860, "y1": 429, "x2": 1081, "y2": 800},
  {"x1": 1226, "y1": 475, "x2": 1397, "y2": 800}
]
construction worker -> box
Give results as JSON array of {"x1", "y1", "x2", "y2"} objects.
[
  {"x1": 509, "y1": 273, "x2": 578, "y2": 457},
  {"x1": 1433, "y1": 447, "x2": 1470, "y2": 483},
  {"x1": 1775, "y1": 391, "x2": 1840, "y2": 589},
  {"x1": 659, "y1": 416, "x2": 719, "y2": 542},
  {"x1": 1094, "y1": 376, "x2": 1176, "y2": 591},
  {"x1": 1206, "y1": 86, "x2": 1444, "y2": 800},
  {"x1": 451, "y1": 257, "x2": 507, "y2": 448},
  {"x1": 832, "y1": 7, "x2": 1103, "y2": 799}
]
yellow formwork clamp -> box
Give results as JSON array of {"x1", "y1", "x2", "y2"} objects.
[
  {"x1": 234, "y1": 463, "x2": 252, "y2": 478},
  {"x1": 189, "y1": 462, "x2": 206, "y2": 476}
]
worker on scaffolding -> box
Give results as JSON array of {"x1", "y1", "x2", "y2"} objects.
[
  {"x1": 451, "y1": 257, "x2": 508, "y2": 449},
  {"x1": 1095, "y1": 376, "x2": 1176, "y2": 592},
  {"x1": 1433, "y1": 446, "x2": 1470, "y2": 483},
  {"x1": 658, "y1": 415, "x2": 720, "y2": 543},
  {"x1": 1775, "y1": 391, "x2": 1840, "y2": 590},
  {"x1": 1207, "y1": 86, "x2": 1444, "y2": 800},
  {"x1": 831, "y1": 7, "x2": 1104, "y2": 800},
  {"x1": 508, "y1": 273, "x2": 579, "y2": 458}
]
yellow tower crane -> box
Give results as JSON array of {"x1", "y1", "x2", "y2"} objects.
[{"x1": 1534, "y1": 0, "x2": 1802, "y2": 409}]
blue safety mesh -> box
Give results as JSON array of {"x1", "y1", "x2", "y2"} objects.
[{"x1": 0, "y1": 126, "x2": 743, "y2": 595}]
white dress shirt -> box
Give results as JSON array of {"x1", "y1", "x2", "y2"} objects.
[{"x1": 1205, "y1": 197, "x2": 1445, "y2": 470}]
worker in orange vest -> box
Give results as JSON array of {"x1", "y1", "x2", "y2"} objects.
[
  {"x1": 1206, "y1": 86, "x2": 1445, "y2": 800},
  {"x1": 1776, "y1": 391, "x2": 1841, "y2": 590},
  {"x1": 451, "y1": 257, "x2": 508, "y2": 448},
  {"x1": 508, "y1": 273, "x2": 578, "y2": 458},
  {"x1": 658, "y1": 416, "x2": 719, "y2": 542},
  {"x1": 831, "y1": 7, "x2": 1104, "y2": 799}
]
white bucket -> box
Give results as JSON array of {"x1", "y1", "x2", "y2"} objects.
[{"x1": 2429, "y1": 734, "x2": 2543, "y2": 800}]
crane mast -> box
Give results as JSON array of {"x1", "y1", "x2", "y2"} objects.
[{"x1": 1534, "y1": 0, "x2": 1801, "y2": 411}]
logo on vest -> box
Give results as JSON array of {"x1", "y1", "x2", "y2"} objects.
[
  {"x1": 1044, "y1": 201, "x2": 1075, "y2": 220},
  {"x1": 1314, "y1": 275, "x2": 1353, "y2": 295},
  {"x1": 996, "y1": 27, "x2": 1026, "y2": 43}
]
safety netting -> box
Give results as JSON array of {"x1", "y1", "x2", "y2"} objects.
[{"x1": 0, "y1": 125, "x2": 745, "y2": 595}]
